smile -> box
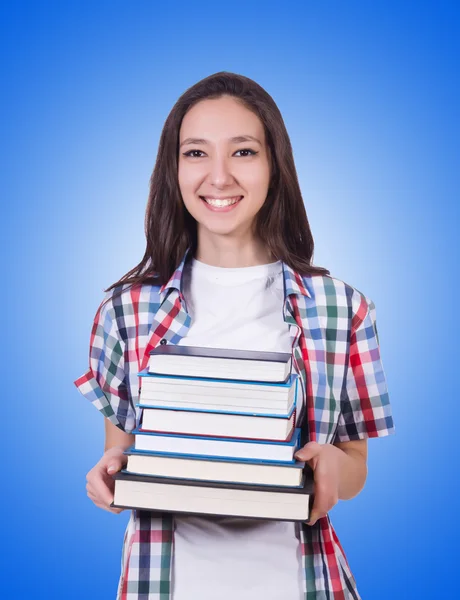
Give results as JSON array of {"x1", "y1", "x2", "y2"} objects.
[
  {"x1": 200, "y1": 196, "x2": 243, "y2": 207},
  {"x1": 199, "y1": 196, "x2": 243, "y2": 212}
]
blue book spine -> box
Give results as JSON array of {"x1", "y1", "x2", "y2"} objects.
[
  {"x1": 120, "y1": 468, "x2": 307, "y2": 489},
  {"x1": 125, "y1": 445, "x2": 305, "y2": 467},
  {"x1": 136, "y1": 402, "x2": 296, "y2": 419},
  {"x1": 138, "y1": 370, "x2": 298, "y2": 388},
  {"x1": 133, "y1": 427, "x2": 301, "y2": 447}
]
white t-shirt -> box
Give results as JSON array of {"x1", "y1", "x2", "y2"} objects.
[{"x1": 172, "y1": 258, "x2": 304, "y2": 600}]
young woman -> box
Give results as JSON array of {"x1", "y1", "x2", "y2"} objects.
[{"x1": 75, "y1": 71, "x2": 394, "y2": 600}]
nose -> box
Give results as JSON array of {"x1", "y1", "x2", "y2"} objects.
[{"x1": 208, "y1": 154, "x2": 234, "y2": 188}]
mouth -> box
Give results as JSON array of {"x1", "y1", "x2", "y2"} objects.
[{"x1": 199, "y1": 195, "x2": 244, "y2": 212}]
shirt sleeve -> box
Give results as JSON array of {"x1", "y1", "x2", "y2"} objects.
[
  {"x1": 335, "y1": 294, "x2": 395, "y2": 442},
  {"x1": 73, "y1": 290, "x2": 136, "y2": 433}
]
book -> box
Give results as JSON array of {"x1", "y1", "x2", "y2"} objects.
[
  {"x1": 139, "y1": 406, "x2": 296, "y2": 441},
  {"x1": 138, "y1": 372, "x2": 298, "y2": 416},
  {"x1": 133, "y1": 428, "x2": 302, "y2": 462},
  {"x1": 124, "y1": 446, "x2": 305, "y2": 487},
  {"x1": 148, "y1": 345, "x2": 292, "y2": 383},
  {"x1": 112, "y1": 470, "x2": 314, "y2": 521}
]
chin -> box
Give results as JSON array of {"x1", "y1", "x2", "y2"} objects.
[{"x1": 199, "y1": 222, "x2": 243, "y2": 237}]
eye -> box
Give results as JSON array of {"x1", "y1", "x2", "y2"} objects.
[
  {"x1": 182, "y1": 148, "x2": 258, "y2": 158},
  {"x1": 234, "y1": 148, "x2": 258, "y2": 157},
  {"x1": 182, "y1": 149, "x2": 206, "y2": 158}
]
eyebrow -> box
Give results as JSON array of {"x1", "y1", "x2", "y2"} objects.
[{"x1": 179, "y1": 135, "x2": 262, "y2": 148}]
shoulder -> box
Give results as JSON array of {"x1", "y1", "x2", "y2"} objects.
[
  {"x1": 302, "y1": 273, "x2": 374, "y2": 329},
  {"x1": 95, "y1": 281, "x2": 163, "y2": 328}
]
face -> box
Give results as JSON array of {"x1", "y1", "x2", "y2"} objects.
[{"x1": 178, "y1": 95, "x2": 271, "y2": 240}]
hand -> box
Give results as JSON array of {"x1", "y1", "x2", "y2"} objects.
[
  {"x1": 86, "y1": 446, "x2": 128, "y2": 514},
  {"x1": 294, "y1": 441, "x2": 342, "y2": 526}
]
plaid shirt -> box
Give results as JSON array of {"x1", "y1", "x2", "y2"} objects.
[{"x1": 74, "y1": 248, "x2": 394, "y2": 599}]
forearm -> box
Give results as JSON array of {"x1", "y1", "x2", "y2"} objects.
[
  {"x1": 104, "y1": 418, "x2": 135, "y2": 452},
  {"x1": 334, "y1": 445, "x2": 368, "y2": 500}
]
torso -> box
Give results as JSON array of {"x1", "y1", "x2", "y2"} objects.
[
  {"x1": 75, "y1": 249, "x2": 393, "y2": 598},
  {"x1": 172, "y1": 258, "x2": 304, "y2": 600}
]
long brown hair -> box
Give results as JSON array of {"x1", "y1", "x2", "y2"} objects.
[{"x1": 105, "y1": 71, "x2": 330, "y2": 296}]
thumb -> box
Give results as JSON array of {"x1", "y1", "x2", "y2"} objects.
[
  {"x1": 294, "y1": 441, "x2": 322, "y2": 461},
  {"x1": 106, "y1": 458, "x2": 125, "y2": 475},
  {"x1": 104, "y1": 447, "x2": 128, "y2": 475}
]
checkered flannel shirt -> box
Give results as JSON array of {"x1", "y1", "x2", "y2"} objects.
[{"x1": 74, "y1": 248, "x2": 394, "y2": 599}]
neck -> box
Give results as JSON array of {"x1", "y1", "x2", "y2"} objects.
[{"x1": 195, "y1": 230, "x2": 276, "y2": 268}]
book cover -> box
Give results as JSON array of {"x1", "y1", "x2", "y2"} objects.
[
  {"x1": 114, "y1": 468, "x2": 313, "y2": 493},
  {"x1": 133, "y1": 427, "x2": 301, "y2": 448},
  {"x1": 149, "y1": 345, "x2": 292, "y2": 363},
  {"x1": 111, "y1": 469, "x2": 315, "y2": 522},
  {"x1": 124, "y1": 445, "x2": 305, "y2": 467},
  {"x1": 138, "y1": 371, "x2": 298, "y2": 388},
  {"x1": 136, "y1": 402, "x2": 296, "y2": 419}
]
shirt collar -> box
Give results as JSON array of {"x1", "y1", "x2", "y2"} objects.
[
  {"x1": 159, "y1": 247, "x2": 311, "y2": 302},
  {"x1": 282, "y1": 261, "x2": 312, "y2": 298},
  {"x1": 159, "y1": 246, "x2": 193, "y2": 304}
]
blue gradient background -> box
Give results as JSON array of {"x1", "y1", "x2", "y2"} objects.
[{"x1": 2, "y1": 1, "x2": 457, "y2": 598}]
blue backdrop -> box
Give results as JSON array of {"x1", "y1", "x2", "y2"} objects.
[{"x1": 2, "y1": 1, "x2": 457, "y2": 598}]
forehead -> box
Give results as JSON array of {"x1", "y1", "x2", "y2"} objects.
[{"x1": 180, "y1": 96, "x2": 265, "y2": 141}]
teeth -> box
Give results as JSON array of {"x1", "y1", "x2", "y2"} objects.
[{"x1": 202, "y1": 196, "x2": 242, "y2": 207}]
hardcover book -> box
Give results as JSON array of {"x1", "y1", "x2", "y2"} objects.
[
  {"x1": 138, "y1": 405, "x2": 296, "y2": 441},
  {"x1": 123, "y1": 446, "x2": 305, "y2": 487},
  {"x1": 133, "y1": 427, "x2": 302, "y2": 462},
  {"x1": 112, "y1": 469, "x2": 314, "y2": 522},
  {"x1": 138, "y1": 372, "x2": 298, "y2": 416},
  {"x1": 148, "y1": 345, "x2": 292, "y2": 383}
]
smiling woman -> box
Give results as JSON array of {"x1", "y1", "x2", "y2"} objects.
[
  {"x1": 178, "y1": 96, "x2": 271, "y2": 245},
  {"x1": 74, "y1": 71, "x2": 394, "y2": 600}
]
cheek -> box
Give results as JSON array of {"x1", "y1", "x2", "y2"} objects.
[
  {"x1": 178, "y1": 161, "x2": 200, "y2": 190},
  {"x1": 177, "y1": 167, "x2": 188, "y2": 191},
  {"x1": 243, "y1": 164, "x2": 270, "y2": 191},
  {"x1": 245, "y1": 177, "x2": 270, "y2": 209},
  {"x1": 179, "y1": 157, "x2": 209, "y2": 173}
]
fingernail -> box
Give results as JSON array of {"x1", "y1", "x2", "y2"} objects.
[{"x1": 107, "y1": 465, "x2": 116, "y2": 473}]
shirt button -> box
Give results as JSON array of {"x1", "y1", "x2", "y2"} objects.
[{"x1": 160, "y1": 339, "x2": 168, "y2": 345}]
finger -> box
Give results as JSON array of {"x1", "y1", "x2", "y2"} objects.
[
  {"x1": 88, "y1": 488, "x2": 124, "y2": 514},
  {"x1": 87, "y1": 482, "x2": 104, "y2": 501},
  {"x1": 105, "y1": 456, "x2": 127, "y2": 475},
  {"x1": 87, "y1": 490, "x2": 105, "y2": 509},
  {"x1": 308, "y1": 502, "x2": 337, "y2": 526},
  {"x1": 90, "y1": 471, "x2": 116, "y2": 507},
  {"x1": 308, "y1": 494, "x2": 325, "y2": 526},
  {"x1": 308, "y1": 500, "x2": 332, "y2": 525},
  {"x1": 308, "y1": 486, "x2": 330, "y2": 525},
  {"x1": 92, "y1": 448, "x2": 126, "y2": 477},
  {"x1": 87, "y1": 486, "x2": 105, "y2": 507},
  {"x1": 294, "y1": 441, "x2": 321, "y2": 462},
  {"x1": 308, "y1": 510, "x2": 327, "y2": 526},
  {"x1": 108, "y1": 506, "x2": 125, "y2": 514},
  {"x1": 88, "y1": 460, "x2": 124, "y2": 506},
  {"x1": 307, "y1": 474, "x2": 338, "y2": 526}
]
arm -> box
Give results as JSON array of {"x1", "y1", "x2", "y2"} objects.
[
  {"x1": 76, "y1": 291, "x2": 138, "y2": 513},
  {"x1": 294, "y1": 438, "x2": 368, "y2": 525},
  {"x1": 295, "y1": 293, "x2": 392, "y2": 525},
  {"x1": 104, "y1": 418, "x2": 135, "y2": 453},
  {"x1": 86, "y1": 421, "x2": 135, "y2": 514},
  {"x1": 333, "y1": 438, "x2": 368, "y2": 500}
]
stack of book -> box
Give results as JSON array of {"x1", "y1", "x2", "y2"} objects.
[{"x1": 112, "y1": 346, "x2": 314, "y2": 521}]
